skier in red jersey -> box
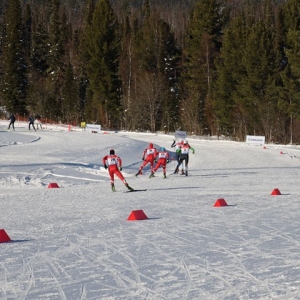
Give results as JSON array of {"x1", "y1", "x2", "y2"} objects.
[
  {"x1": 102, "y1": 149, "x2": 133, "y2": 191},
  {"x1": 150, "y1": 147, "x2": 170, "y2": 178},
  {"x1": 136, "y1": 143, "x2": 157, "y2": 176}
]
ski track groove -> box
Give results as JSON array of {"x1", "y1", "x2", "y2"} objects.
[
  {"x1": 79, "y1": 283, "x2": 87, "y2": 300},
  {"x1": 19, "y1": 259, "x2": 35, "y2": 300},
  {"x1": 205, "y1": 226, "x2": 273, "y2": 291},
  {"x1": 135, "y1": 233, "x2": 199, "y2": 296},
  {"x1": 109, "y1": 241, "x2": 143, "y2": 286},
  {"x1": 45, "y1": 260, "x2": 67, "y2": 300},
  {"x1": 74, "y1": 243, "x2": 137, "y2": 290},
  {"x1": 67, "y1": 236, "x2": 171, "y2": 297},
  {"x1": 205, "y1": 258, "x2": 234, "y2": 289},
  {"x1": 0, "y1": 286, "x2": 7, "y2": 300},
  {"x1": 213, "y1": 243, "x2": 261, "y2": 281},
  {"x1": 262, "y1": 224, "x2": 300, "y2": 247},
  {"x1": 181, "y1": 257, "x2": 192, "y2": 300},
  {"x1": 210, "y1": 243, "x2": 263, "y2": 286},
  {"x1": 148, "y1": 229, "x2": 241, "y2": 294}
]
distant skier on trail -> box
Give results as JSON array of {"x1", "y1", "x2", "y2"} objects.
[
  {"x1": 150, "y1": 147, "x2": 170, "y2": 178},
  {"x1": 173, "y1": 140, "x2": 195, "y2": 176},
  {"x1": 135, "y1": 143, "x2": 157, "y2": 176},
  {"x1": 102, "y1": 149, "x2": 134, "y2": 192},
  {"x1": 35, "y1": 114, "x2": 43, "y2": 130},
  {"x1": 7, "y1": 113, "x2": 16, "y2": 131},
  {"x1": 28, "y1": 115, "x2": 36, "y2": 131}
]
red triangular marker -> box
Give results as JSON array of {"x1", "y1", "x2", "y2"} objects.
[
  {"x1": 0, "y1": 229, "x2": 11, "y2": 243},
  {"x1": 127, "y1": 210, "x2": 148, "y2": 221},
  {"x1": 271, "y1": 188, "x2": 281, "y2": 195},
  {"x1": 214, "y1": 198, "x2": 228, "y2": 207},
  {"x1": 48, "y1": 183, "x2": 60, "y2": 188}
]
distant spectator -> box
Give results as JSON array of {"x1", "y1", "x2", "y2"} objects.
[
  {"x1": 35, "y1": 114, "x2": 43, "y2": 130},
  {"x1": 8, "y1": 113, "x2": 16, "y2": 131},
  {"x1": 28, "y1": 115, "x2": 36, "y2": 131}
]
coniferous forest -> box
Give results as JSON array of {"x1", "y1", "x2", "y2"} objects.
[{"x1": 1, "y1": 0, "x2": 300, "y2": 143}]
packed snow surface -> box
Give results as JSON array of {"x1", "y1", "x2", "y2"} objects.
[{"x1": 1, "y1": 120, "x2": 300, "y2": 299}]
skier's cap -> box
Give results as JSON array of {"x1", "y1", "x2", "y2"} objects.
[{"x1": 110, "y1": 149, "x2": 115, "y2": 155}]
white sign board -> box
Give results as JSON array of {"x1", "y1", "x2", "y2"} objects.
[
  {"x1": 175, "y1": 130, "x2": 187, "y2": 140},
  {"x1": 246, "y1": 135, "x2": 265, "y2": 145},
  {"x1": 86, "y1": 124, "x2": 101, "y2": 132}
]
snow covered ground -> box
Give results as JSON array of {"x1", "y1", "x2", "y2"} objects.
[{"x1": 1, "y1": 119, "x2": 300, "y2": 299}]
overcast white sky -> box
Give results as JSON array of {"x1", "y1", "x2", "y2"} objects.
[{"x1": 1, "y1": 119, "x2": 300, "y2": 299}]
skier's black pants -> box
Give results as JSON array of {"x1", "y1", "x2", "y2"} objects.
[{"x1": 175, "y1": 154, "x2": 189, "y2": 171}]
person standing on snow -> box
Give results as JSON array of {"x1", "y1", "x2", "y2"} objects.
[
  {"x1": 28, "y1": 115, "x2": 36, "y2": 131},
  {"x1": 150, "y1": 147, "x2": 170, "y2": 178},
  {"x1": 35, "y1": 114, "x2": 43, "y2": 130},
  {"x1": 7, "y1": 113, "x2": 16, "y2": 131},
  {"x1": 171, "y1": 139, "x2": 184, "y2": 174},
  {"x1": 136, "y1": 143, "x2": 157, "y2": 176},
  {"x1": 173, "y1": 140, "x2": 195, "y2": 176},
  {"x1": 102, "y1": 149, "x2": 134, "y2": 192}
]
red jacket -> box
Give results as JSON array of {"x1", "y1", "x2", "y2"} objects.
[
  {"x1": 142, "y1": 147, "x2": 157, "y2": 161},
  {"x1": 102, "y1": 154, "x2": 122, "y2": 169}
]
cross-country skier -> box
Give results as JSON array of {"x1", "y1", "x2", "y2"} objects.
[
  {"x1": 136, "y1": 143, "x2": 157, "y2": 176},
  {"x1": 173, "y1": 140, "x2": 195, "y2": 176},
  {"x1": 102, "y1": 149, "x2": 134, "y2": 191},
  {"x1": 171, "y1": 139, "x2": 184, "y2": 174},
  {"x1": 150, "y1": 147, "x2": 170, "y2": 178},
  {"x1": 35, "y1": 114, "x2": 43, "y2": 130},
  {"x1": 7, "y1": 113, "x2": 16, "y2": 131},
  {"x1": 28, "y1": 115, "x2": 36, "y2": 131}
]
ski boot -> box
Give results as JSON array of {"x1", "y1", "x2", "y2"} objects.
[
  {"x1": 135, "y1": 171, "x2": 141, "y2": 177},
  {"x1": 125, "y1": 183, "x2": 134, "y2": 191},
  {"x1": 149, "y1": 172, "x2": 155, "y2": 178},
  {"x1": 163, "y1": 173, "x2": 167, "y2": 179},
  {"x1": 111, "y1": 183, "x2": 116, "y2": 192},
  {"x1": 181, "y1": 170, "x2": 185, "y2": 175}
]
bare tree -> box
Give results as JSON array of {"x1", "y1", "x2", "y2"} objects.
[{"x1": 136, "y1": 72, "x2": 167, "y2": 132}]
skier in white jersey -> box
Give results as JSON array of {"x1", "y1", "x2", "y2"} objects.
[
  {"x1": 171, "y1": 139, "x2": 184, "y2": 174},
  {"x1": 173, "y1": 140, "x2": 195, "y2": 176}
]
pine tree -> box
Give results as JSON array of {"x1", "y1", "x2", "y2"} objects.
[
  {"x1": 132, "y1": 9, "x2": 181, "y2": 132},
  {"x1": 78, "y1": 0, "x2": 96, "y2": 123},
  {"x1": 45, "y1": 0, "x2": 66, "y2": 122},
  {"x1": 181, "y1": 0, "x2": 224, "y2": 135},
  {"x1": 84, "y1": 0, "x2": 121, "y2": 128},
  {"x1": 62, "y1": 62, "x2": 79, "y2": 124},
  {"x1": 118, "y1": 8, "x2": 137, "y2": 130},
  {"x1": 27, "y1": 21, "x2": 50, "y2": 116},
  {"x1": 214, "y1": 16, "x2": 247, "y2": 138},
  {"x1": 24, "y1": 4, "x2": 32, "y2": 59},
  {"x1": 31, "y1": 23, "x2": 49, "y2": 76},
  {"x1": 0, "y1": 0, "x2": 28, "y2": 114},
  {"x1": 278, "y1": 0, "x2": 300, "y2": 143},
  {"x1": 48, "y1": 0, "x2": 64, "y2": 76},
  {"x1": 234, "y1": 2, "x2": 279, "y2": 141}
]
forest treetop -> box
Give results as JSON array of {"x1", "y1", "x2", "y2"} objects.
[{"x1": 0, "y1": 0, "x2": 299, "y2": 144}]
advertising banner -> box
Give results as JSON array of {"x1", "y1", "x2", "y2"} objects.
[
  {"x1": 86, "y1": 124, "x2": 101, "y2": 132},
  {"x1": 246, "y1": 135, "x2": 265, "y2": 145},
  {"x1": 175, "y1": 130, "x2": 187, "y2": 140}
]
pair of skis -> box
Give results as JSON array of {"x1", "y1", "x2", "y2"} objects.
[{"x1": 124, "y1": 189, "x2": 147, "y2": 193}]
